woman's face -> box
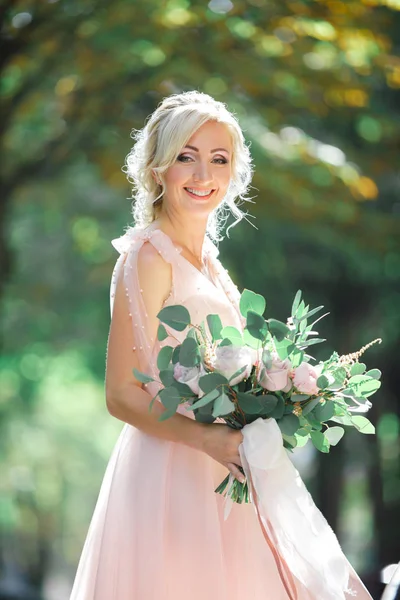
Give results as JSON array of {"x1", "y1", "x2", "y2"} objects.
[{"x1": 159, "y1": 120, "x2": 233, "y2": 220}]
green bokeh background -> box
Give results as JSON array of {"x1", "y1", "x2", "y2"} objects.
[{"x1": 1, "y1": 0, "x2": 399, "y2": 598}]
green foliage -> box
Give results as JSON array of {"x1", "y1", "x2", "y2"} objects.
[
  {"x1": 246, "y1": 310, "x2": 268, "y2": 341},
  {"x1": 132, "y1": 368, "x2": 154, "y2": 384},
  {"x1": 239, "y1": 289, "x2": 266, "y2": 317},
  {"x1": 207, "y1": 314, "x2": 223, "y2": 342},
  {"x1": 178, "y1": 337, "x2": 200, "y2": 367},
  {"x1": 212, "y1": 392, "x2": 235, "y2": 418},
  {"x1": 157, "y1": 305, "x2": 190, "y2": 331},
  {"x1": 157, "y1": 345, "x2": 174, "y2": 370}
]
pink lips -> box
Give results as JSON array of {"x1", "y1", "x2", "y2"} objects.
[{"x1": 184, "y1": 188, "x2": 215, "y2": 200}]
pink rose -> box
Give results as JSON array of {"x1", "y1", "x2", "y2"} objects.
[
  {"x1": 173, "y1": 363, "x2": 205, "y2": 396},
  {"x1": 292, "y1": 362, "x2": 322, "y2": 396},
  {"x1": 259, "y1": 354, "x2": 292, "y2": 393}
]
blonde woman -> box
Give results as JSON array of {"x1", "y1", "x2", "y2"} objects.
[{"x1": 70, "y1": 91, "x2": 373, "y2": 599}]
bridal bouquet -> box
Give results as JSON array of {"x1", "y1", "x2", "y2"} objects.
[{"x1": 133, "y1": 289, "x2": 382, "y2": 504}]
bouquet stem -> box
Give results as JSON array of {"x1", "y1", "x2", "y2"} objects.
[{"x1": 215, "y1": 471, "x2": 250, "y2": 503}]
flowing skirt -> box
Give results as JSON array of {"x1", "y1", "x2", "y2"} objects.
[
  {"x1": 70, "y1": 424, "x2": 371, "y2": 599},
  {"x1": 70, "y1": 422, "x2": 316, "y2": 599}
]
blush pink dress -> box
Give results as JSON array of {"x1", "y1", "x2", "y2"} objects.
[{"x1": 69, "y1": 221, "x2": 373, "y2": 600}]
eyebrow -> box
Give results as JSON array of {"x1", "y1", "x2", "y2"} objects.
[{"x1": 184, "y1": 145, "x2": 230, "y2": 154}]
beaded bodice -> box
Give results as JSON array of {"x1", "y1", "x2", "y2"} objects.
[{"x1": 109, "y1": 222, "x2": 245, "y2": 411}]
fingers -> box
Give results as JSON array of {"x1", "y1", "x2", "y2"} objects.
[{"x1": 227, "y1": 462, "x2": 245, "y2": 484}]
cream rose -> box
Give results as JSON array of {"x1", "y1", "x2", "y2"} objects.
[
  {"x1": 214, "y1": 345, "x2": 258, "y2": 386},
  {"x1": 173, "y1": 363, "x2": 205, "y2": 396}
]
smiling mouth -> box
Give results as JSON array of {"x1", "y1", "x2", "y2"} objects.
[{"x1": 184, "y1": 187, "x2": 215, "y2": 200}]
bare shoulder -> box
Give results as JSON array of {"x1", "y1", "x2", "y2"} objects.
[{"x1": 136, "y1": 240, "x2": 172, "y2": 309}]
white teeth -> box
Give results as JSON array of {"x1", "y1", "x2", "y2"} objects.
[{"x1": 185, "y1": 188, "x2": 213, "y2": 197}]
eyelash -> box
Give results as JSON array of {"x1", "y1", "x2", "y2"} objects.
[{"x1": 177, "y1": 154, "x2": 228, "y2": 165}]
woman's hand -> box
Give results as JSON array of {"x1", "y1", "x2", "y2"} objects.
[{"x1": 202, "y1": 424, "x2": 245, "y2": 483}]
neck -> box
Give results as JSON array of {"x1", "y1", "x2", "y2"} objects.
[{"x1": 153, "y1": 212, "x2": 208, "y2": 262}]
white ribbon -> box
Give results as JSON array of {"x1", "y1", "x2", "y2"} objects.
[{"x1": 226, "y1": 417, "x2": 360, "y2": 600}]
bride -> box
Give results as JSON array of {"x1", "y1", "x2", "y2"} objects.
[{"x1": 70, "y1": 90, "x2": 373, "y2": 599}]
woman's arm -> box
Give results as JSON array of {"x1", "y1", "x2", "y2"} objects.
[
  {"x1": 105, "y1": 241, "x2": 206, "y2": 449},
  {"x1": 105, "y1": 241, "x2": 244, "y2": 480}
]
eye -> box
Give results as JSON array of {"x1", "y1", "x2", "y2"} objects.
[
  {"x1": 177, "y1": 154, "x2": 228, "y2": 165},
  {"x1": 177, "y1": 154, "x2": 193, "y2": 162}
]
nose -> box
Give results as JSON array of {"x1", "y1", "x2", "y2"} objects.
[{"x1": 192, "y1": 161, "x2": 213, "y2": 185}]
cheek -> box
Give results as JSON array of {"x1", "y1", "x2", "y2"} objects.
[
  {"x1": 217, "y1": 167, "x2": 232, "y2": 189},
  {"x1": 164, "y1": 164, "x2": 187, "y2": 187}
]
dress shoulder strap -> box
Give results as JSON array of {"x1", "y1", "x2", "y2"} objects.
[{"x1": 109, "y1": 224, "x2": 182, "y2": 380}]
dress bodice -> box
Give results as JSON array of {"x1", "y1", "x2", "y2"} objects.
[{"x1": 110, "y1": 222, "x2": 245, "y2": 409}]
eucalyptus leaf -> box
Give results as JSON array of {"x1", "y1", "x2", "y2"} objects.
[
  {"x1": 309, "y1": 311, "x2": 330, "y2": 330},
  {"x1": 313, "y1": 400, "x2": 335, "y2": 422},
  {"x1": 246, "y1": 311, "x2": 268, "y2": 341},
  {"x1": 288, "y1": 347, "x2": 304, "y2": 368},
  {"x1": 346, "y1": 375, "x2": 381, "y2": 397},
  {"x1": 207, "y1": 314, "x2": 223, "y2": 342},
  {"x1": 275, "y1": 338, "x2": 294, "y2": 360},
  {"x1": 294, "y1": 433, "x2": 309, "y2": 447},
  {"x1": 324, "y1": 426, "x2": 345, "y2": 446},
  {"x1": 350, "y1": 362, "x2": 366, "y2": 376},
  {"x1": 301, "y1": 397, "x2": 321, "y2": 416},
  {"x1": 297, "y1": 305, "x2": 324, "y2": 323},
  {"x1": 278, "y1": 414, "x2": 300, "y2": 436},
  {"x1": 243, "y1": 328, "x2": 262, "y2": 349},
  {"x1": 157, "y1": 345, "x2": 174, "y2": 370},
  {"x1": 159, "y1": 387, "x2": 182, "y2": 411},
  {"x1": 330, "y1": 367, "x2": 348, "y2": 389},
  {"x1": 267, "y1": 318, "x2": 290, "y2": 342},
  {"x1": 351, "y1": 416, "x2": 375, "y2": 434},
  {"x1": 170, "y1": 379, "x2": 196, "y2": 397},
  {"x1": 220, "y1": 326, "x2": 243, "y2": 345},
  {"x1": 236, "y1": 392, "x2": 265, "y2": 415},
  {"x1": 316, "y1": 374, "x2": 330, "y2": 389},
  {"x1": 291, "y1": 290, "x2": 302, "y2": 317},
  {"x1": 199, "y1": 372, "x2": 229, "y2": 394},
  {"x1": 261, "y1": 348, "x2": 272, "y2": 368},
  {"x1": 299, "y1": 338, "x2": 326, "y2": 348},
  {"x1": 157, "y1": 305, "x2": 190, "y2": 332},
  {"x1": 259, "y1": 394, "x2": 279, "y2": 415},
  {"x1": 295, "y1": 299, "x2": 306, "y2": 319},
  {"x1": 282, "y1": 434, "x2": 297, "y2": 449},
  {"x1": 304, "y1": 414, "x2": 323, "y2": 430},
  {"x1": 310, "y1": 430, "x2": 330, "y2": 453},
  {"x1": 172, "y1": 345, "x2": 181, "y2": 364},
  {"x1": 148, "y1": 393, "x2": 159, "y2": 413},
  {"x1": 290, "y1": 394, "x2": 310, "y2": 403},
  {"x1": 212, "y1": 392, "x2": 235, "y2": 418},
  {"x1": 365, "y1": 368, "x2": 381, "y2": 380},
  {"x1": 132, "y1": 368, "x2": 154, "y2": 384},
  {"x1": 158, "y1": 407, "x2": 177, "y2": 422},
  {"x1": 159, "y1": 368, "x2": 174, "y2": 387},
  {"x1": 157, "y1": 323, "x2": 168, "y2": 341},
  {"x1": 329, "y1": 415, "x2": 354, "y2": 426},
  {"x1": 268, "y1": 395, "x2": 285, "y2": 419},
  {"x1": 189, "y1": 388, "x2": 220, "y2": 411},
  {"x1": 179, "y1": 337, "x2": 200, "y2": 368},
  {"x1": 228, "y1": 364, "x2": 247, "y2": 383},
  {"x1": 240, "y1": 289, "x2": 266, "y2": 317},
  {"x1": 194, "y1": 403, "x2": 216, "y2": 424}
]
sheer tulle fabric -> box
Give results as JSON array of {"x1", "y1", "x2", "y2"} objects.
[{"x1": 69, "y1": 223, "x2": 372, "y2": 599}]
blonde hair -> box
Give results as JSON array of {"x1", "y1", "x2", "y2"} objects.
[{"x1": 123, "y1": 90, "x2": 255, "y2": 242}]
